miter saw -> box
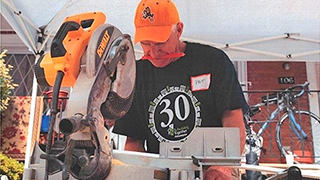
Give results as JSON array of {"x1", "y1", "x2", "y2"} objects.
[{"x1": 26, "y1": 12, "x2": 136, "y2": 180}]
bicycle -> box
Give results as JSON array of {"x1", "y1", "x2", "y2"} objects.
[{"x1": 244, "y1": 82, "x2": 320, "y2": 163}]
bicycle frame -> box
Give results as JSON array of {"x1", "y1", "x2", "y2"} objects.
[
  {"x1": 287, "y1": 109, "x2": 308, "y2": 140},
  {"x1": 255, "y1": 96, "x2": 308, "y2": 142},
  {"x1": 256, "y1": 103, "x2": 285, "y2": 137}
]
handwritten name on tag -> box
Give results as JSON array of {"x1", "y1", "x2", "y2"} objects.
[{"x1": 191, "y1": 74, "x2": 211, "y2": 91}]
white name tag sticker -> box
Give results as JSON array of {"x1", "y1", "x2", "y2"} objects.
[{"x1": 190, "y1": 74, "x2": 211, "y2": 91}]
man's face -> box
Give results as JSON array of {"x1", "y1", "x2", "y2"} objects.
[
  {"x1": 141, "y1": 31, "x2": 178, "y2": 57},
  {"x1": 140, "y1": 27, "x2": 181, "y2": 67},
  {"x1": 138, "y1": 23, "x2": 184, "y2": 67}
]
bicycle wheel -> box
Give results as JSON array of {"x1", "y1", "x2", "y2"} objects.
[{"x1": 276, "y1": 110, "x2": 320, "y2": 163}]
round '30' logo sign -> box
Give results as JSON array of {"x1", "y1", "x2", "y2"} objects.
[{"x1": 148, "y1": 85, "x2": 202, "y2": 142}]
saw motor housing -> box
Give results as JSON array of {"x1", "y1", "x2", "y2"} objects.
[{"x1": 35, "y1": 12, "x2": 106, "y2": 87}]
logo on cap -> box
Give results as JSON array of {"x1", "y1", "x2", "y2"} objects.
[{"x1": 142, "y1": 6, "x2": 154, "y2": 22}]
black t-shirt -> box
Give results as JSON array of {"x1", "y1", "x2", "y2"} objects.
[{"x1": 113, "y1": 42, "x2": 246, "y2": 153}]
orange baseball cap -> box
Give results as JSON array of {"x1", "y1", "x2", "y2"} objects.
[{"x1": 134, "y1": 0, "x2": 180, "y2": 44}]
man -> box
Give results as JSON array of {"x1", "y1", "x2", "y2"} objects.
[{"x1": 113, "y1": 0, "x2": 246, "y2": 179}]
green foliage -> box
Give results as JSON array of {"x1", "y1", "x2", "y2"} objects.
[
  {"x1": 0, "y1": 50, "x2": 17, "y2": 112},
  {"x1": 0, "y1": 152, "x2": 24, "y2": 180}
]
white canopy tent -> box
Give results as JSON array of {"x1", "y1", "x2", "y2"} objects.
[
  {"x1": 1, "y1": 0, "x2": 320, "y2": 61},
  {"x1": 1, "y1": 0, "x2": 319, "y2": 167}
]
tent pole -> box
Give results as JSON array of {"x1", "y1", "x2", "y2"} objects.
[
  {"x1": 182, "y1": 36, "x2": 287, "y2": 58},
  {"x1": 2, "y1": 0, "x2": 41, "y2": 32},
  {"x1": 291, "y1": 50, "x2": 320, "y2": 58},
  {"x1": 14, "y1": 17, "x2": 37, "y2": 52},
  {"x1": 225, "y1": 46, "x2": 286, "y2": 58},
  {"x1": 39, "y1": 0, "x2": 71, "y2": 53},
  {"x1": 2, "y1": 0, "x2": 38, "y2": 52},
  {"x1": 39, "y1": 33, "x2": 53, "y2": 53},
  {"x1": 181, "y1": 36, "x2": 320, "y2": 61},
  {"x1": 288, "y1": 36, "x2": 320, "y2": 44},
  {"x1": 45, "y1": 0, "x2": 71, "y2": 30},
  {"x1": 24, "y1": 29, "x2": 44, "y2": 176},
  {"x1": 182, "y1": 35, "x2": 320, "y2": 60},
  {"x1": 182, "y1": 35, "x2": 287, "y2": 48},
  {"x1": 228, "y1": 35, "x2": 287, "y2": 47},
  {"x1": 24, "y1": 57, "x2": 40, "y2": 169}
]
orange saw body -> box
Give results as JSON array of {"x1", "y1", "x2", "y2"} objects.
[{"x1": 37, "y1": 12, "x2": 106, "y2": 87}]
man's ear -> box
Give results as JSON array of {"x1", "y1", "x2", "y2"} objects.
[{"x1": 176, "y1": 22, "x2": 184, "y2": 37}]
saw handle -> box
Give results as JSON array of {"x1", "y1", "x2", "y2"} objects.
[{"x1": 51, "y1": 21, "x2": 80, "y2": 58}]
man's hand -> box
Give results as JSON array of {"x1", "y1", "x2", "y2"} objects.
[
  {"x1": 203, "y1": 166, "x2": 233, "y2": 180},
  {"x1": 124, "y1": 137, "x2": 145, "y2": 152}
]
